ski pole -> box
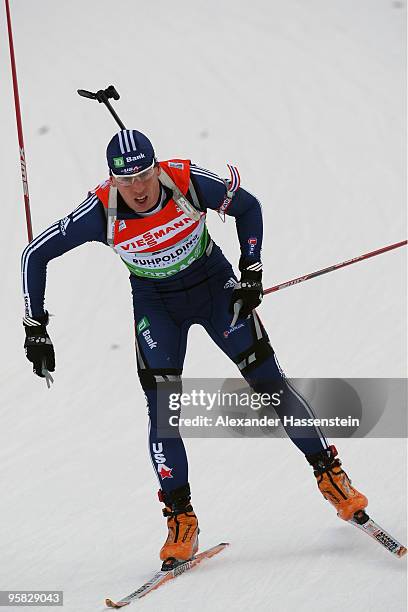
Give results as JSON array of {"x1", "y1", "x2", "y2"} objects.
[
  {"x1": 5, "y1": 0, "x2": 53, "y2": 386},
  {"x1": 264, "y1": 240, "x2": 407, "y2": 295},
  {"x1": 77, "y1": 85, "x2": 126, "y2": 129},
  {"x1": 5, "y1": 0, "x2": 33, "y2": 242}
]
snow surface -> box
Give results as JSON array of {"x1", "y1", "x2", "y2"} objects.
[{"x1": 1, "y1": 1, "x2": 407, "y2": 610}]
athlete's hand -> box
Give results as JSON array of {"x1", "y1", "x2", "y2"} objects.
[
  {"x1": 229, "y1": 261, "x2": 263, "y2": 321},
  {"x1": 23, "y1": 312, "x2": 55, "y2": 379}
]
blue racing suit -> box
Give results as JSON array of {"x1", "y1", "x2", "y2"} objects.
[{"x1": 21, "y1": 162, "x2": 328, "y2": 493}]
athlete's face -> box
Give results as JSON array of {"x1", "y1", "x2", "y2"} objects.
[{"x1": 111, "y1": 165, "x2": 161, "y2": 213}]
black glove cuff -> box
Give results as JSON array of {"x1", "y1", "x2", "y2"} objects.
[
  {"x1": 23, "y1": 311, "x2": 49, "y2": 328},
  {"x1": 239, "y1": 255, "x2": 262, "y2": 273},
  {"x1": 239, "y1": 259, "x2": 263, "y2": 282}
]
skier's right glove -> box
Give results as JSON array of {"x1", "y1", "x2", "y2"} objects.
[
  {"x1": 229, "y1": 261, "x2": 263, "y2": 322},
  {"x1": 23, "y1": 312, "x2": 55, "y2": 378}
]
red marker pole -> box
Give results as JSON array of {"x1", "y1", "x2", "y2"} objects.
[
  {"x1": 5, "y1": 0, "x2": 33, "y2": 242},
  {"x1": 264, "y1": 240, "x2": 407, "y2": 295}
]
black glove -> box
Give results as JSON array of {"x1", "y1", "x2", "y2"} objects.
[
  {"x1": 229, "y1": 260, "x2": 263, "y2": 320},
  {"x1": 23, "y1": 312, "x2": 55, "y2": 377}
]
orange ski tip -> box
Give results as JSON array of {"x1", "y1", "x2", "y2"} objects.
[{"x1": 397, "y1": 546, "x2": 407, "y2": 558}]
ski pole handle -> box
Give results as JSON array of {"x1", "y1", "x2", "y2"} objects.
[
  {"x1": 230, "y1": 299, "x2": 243, "y2": 327},
  {"x1": 77, "y1": 85, "x2": 126, "y2": 129},
  {"x1": 41, "y1": 359, "x2": 54, "y2": 389}
]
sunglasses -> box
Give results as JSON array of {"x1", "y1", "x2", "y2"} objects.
[{"x1": 112, "y1": 162, "x2": 156, "y2": 186}]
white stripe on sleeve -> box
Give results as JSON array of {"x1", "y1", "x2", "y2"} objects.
[
  {"x1": 72, "y1": 195, "x2": 99, "y2": 222},
  {"x1": 21, "y1": 225, "x2": 60, "y2": 295}
]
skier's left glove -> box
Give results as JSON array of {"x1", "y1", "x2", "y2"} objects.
[
  {"x1": 229, "y1": 260, "x2": 263, "y2": 321},
  {"x1": 23, "y1": 312, "x2": 55, "y2": 378}
]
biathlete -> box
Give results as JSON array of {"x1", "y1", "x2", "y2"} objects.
[{"x1": 21, "y1": 129, "x2": 368, "y2": 566}]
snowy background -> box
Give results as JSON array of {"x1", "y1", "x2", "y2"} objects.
[{"x1": 1, "y1": 1, "x2": 406, "y2": 610}]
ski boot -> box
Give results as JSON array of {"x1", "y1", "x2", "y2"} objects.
[
  {"x1": 307, "y1": 445, "x2": 368, "y2": 521},
  {"x1": 158, "y1": 483, "x2": 199, "y2": 569}
]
